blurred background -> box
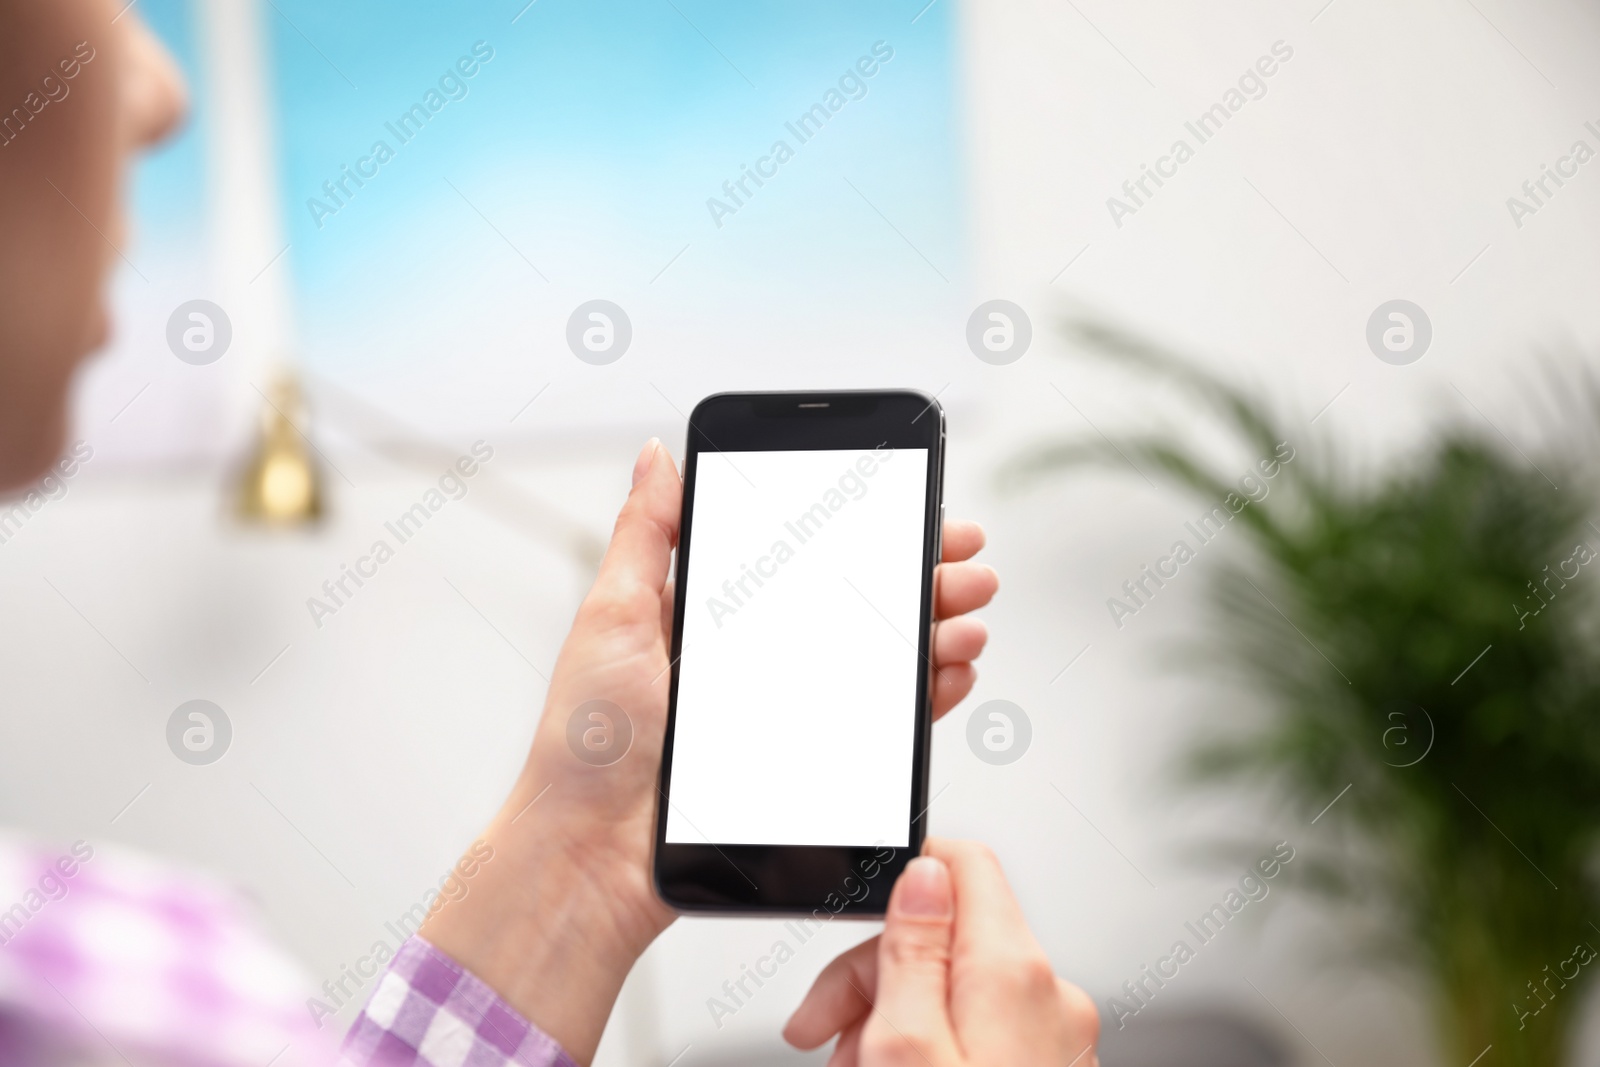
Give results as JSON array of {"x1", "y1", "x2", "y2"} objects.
[{"x1": 5, "y1": 0, "x2": 1600, "y2": 1064}]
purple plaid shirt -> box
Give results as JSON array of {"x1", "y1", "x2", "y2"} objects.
[
  {"x1": 339, "y1": 938, "x2": 577, "y2": 1067},
  {"x1": 0, "y1": 837, "x2": 577, "y2": 1067}
]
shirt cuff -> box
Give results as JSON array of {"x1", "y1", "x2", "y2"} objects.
[{"x1": 339, "y1": 936, "x2": 579, "y2": 1067}]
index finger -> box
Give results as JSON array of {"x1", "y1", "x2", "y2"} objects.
[
  {"x1": 783, "y1": 934, "x2": 879, "y2": 1050},
  {"x1": 941, "y1": 519, "x2": 985, "y2": 563}
]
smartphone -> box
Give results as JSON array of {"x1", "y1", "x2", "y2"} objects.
[{"x1": 653, "y1": 390, "x2": 945, "y2": 915}]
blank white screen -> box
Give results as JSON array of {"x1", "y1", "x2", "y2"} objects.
[{"x1": 664, "y1": 447, "x2": 929, "y2": 847}]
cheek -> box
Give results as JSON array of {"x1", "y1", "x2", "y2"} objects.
[
  {"x1": 0, "y1": 0, "x2": 127, "y2": 499},
  {"x1": 25, "y1": 43, "x2": 124, "y2": 334},
  {"x1": 85, "y1": 296, "x2": 110, "y2": 350}
]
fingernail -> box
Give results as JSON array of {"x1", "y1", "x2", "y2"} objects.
[
  {"x1": 894, "y1": 857, "x2": 952, "y2": 918},
  {"x1": 632, "y1": 438, "x2": 659, "y2": 487}
]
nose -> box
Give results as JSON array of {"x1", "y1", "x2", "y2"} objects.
[{"x1": 123, "y1": 13, "x2": 188, "y2": 149}]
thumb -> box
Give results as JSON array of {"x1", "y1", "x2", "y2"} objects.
[
  {"x1": 871, "y1": 856, "x2": 957, "y2": 1057},
  {"x1": 592, "y1": 438, "x2": 681, "y2": 600}
]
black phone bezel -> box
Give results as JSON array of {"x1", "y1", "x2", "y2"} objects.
[{"x1": 652, "y1": 389, "x2": 946, "y2": 916}]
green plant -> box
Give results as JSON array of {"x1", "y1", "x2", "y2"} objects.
[{"x1": 1011, "y1": 321, "x2": 1600, "y2": 1067}]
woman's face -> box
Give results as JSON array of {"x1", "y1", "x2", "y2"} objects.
[{"x1": 0, "y1": 0, "x2": 185, "y2": 491}]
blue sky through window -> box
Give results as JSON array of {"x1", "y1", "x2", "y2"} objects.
[{"x1": 128, "y1": 0, "x2": 966, "y2": 432}]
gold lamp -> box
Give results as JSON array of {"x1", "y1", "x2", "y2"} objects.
[{"x1": 236, "y1": 371, "x2": 324, "y2": 525}]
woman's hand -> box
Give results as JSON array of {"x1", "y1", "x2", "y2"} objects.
[
  {"x1": 422, "y1": 439, "x2": 999, "y2": 1064},
  {"x1": 784, "y1": 838, "x2": 1101, "y2": 1067}
]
